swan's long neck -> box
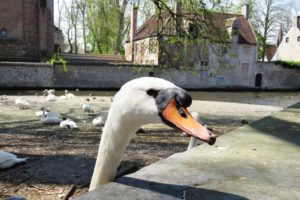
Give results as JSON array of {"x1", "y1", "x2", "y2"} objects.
[{"x1": 89, "y1": 111, "x2": 140, "y2": 191}]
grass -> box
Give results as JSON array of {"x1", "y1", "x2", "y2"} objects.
[{"x1": 275, "y1": 60, "x2": 300, "y2": 69}]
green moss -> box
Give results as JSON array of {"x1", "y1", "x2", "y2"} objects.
[
  {"x1": 48, "y1": 53, "x2": 68, "y2": 72},
  {"x1": 275, "y1": 60, "x2": 300, "y2": 69}
]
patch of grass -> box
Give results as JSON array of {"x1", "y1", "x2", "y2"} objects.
[
  {"x1": 275, "y1": 60, "x2": 300, "y2": 69},
  {"x1": 48, "y1": 53, "x2": 68, "y2": 72}
]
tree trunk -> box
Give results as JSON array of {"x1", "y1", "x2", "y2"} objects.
[{"x1": 114, "y1": 0, "x2": 128, "y2": 55}]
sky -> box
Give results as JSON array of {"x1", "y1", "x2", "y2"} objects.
[{"x1": 53, "y1": 0, "x2": 300, "y2": 49}]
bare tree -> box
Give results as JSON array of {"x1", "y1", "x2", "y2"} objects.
[
  {"x1": 252, "y1": 0, "x2": 280, "y2": 62},
  {"x1": 64, "y1": 0, "x2": 80, "y2": 53},
  {"x1": 78, "y1": 0, "x2": 88, "y2": 53}
]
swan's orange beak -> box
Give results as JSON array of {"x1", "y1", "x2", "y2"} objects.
[{"x1": 162, "y1": 98, "x2": 216, "y2": 145}]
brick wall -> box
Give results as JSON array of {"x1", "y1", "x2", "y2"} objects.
[{"x1": 0, "y1": 0, "x2": 54, "y2": 61}]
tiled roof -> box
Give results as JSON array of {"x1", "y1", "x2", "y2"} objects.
[{"x1": 128, "y1": 11, "x2": 256, "y2": 45}]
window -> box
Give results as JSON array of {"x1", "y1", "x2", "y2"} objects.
[
  {"x1": 149, "y1": 72, "x2": 154, "y2": 77},
  {"x1": 221, "y1": 46, "x2": 228, "y2": 55},
  {"x1": 200, "y1": 60, "x2": 208, "y2": 66},
  {"x1": 286, "y1": 37, "x2": 289, "y2": 43},
  {"x1": 40, "y1": 0, "x2": 47, "y2": 7},
  {"x1": 298, "y1": 36, "x2": 300, "y2": 42},
  {"x1": 0, "y1": 28, "x2": 7, "y2": 39},
  {"x1": 188, "y1": 23, "x2": 199, "y2": 39}
]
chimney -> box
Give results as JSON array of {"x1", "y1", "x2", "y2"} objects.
[
  {"x1": 241, "y1": 4, "x2": 249, "y2": 20},
  {"x1": 292, "y1": 16, "x2": 300, "y2": 29},
  {"x1": 130, "y1": 6, "x2": 138, "y2": 62},
  {"x1": 277, "y1": 24, "x2": 283, "y2": 47}
]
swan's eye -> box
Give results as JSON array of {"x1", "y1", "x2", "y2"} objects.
[{"x1": 147, "y1": 89, "x2": 159, "y2": 98}]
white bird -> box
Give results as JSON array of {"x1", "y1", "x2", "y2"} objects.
[
  {"x1": 0, "y1": 95, "x2": 8, "y2": 100},
  {"x1": 81, "y1": 103, "x2": 94, "y2": 114},
  {"x1": 46, "y1": 94, "x2": 57, "y2": 101},
  {"x1": 40, "y1": 108, "x2": 63, "y2": 124},
  {"x1": 89, "y1": 77, "x2": 217, "y2": 191},
  {"x1": 35, "y1": 107, "x2": 50, "y2": 118},
  {"x1": 65, "y1": 90, "x2": 75, "y2": 98},
  {"x1": 43, "y1": 89, "x2": 55, "y2": 96},
  {"x1": 15, "y1": 97, "x2": 30, "y2": 109},
  {"x1": 183, "y1": 112, "x2": 205, "y2": 150},
  {"x1": 60, "y1": 118, "x2": 78, "y2": 129},
  {"x1": 0, "y1": 151, "x2": 28, "y2": 169},
  {"x1": 92, "y1": 116, "x2": 105, "y2": 126},
  {"x1": 58, "y1": 90, "x2": 75, "y2": 100}
]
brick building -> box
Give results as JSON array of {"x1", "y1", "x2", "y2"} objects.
[
  {"x1": 125, "y1": 5, "x2": 257, "y2": 71},
  {"x1": 0, "y1": 0, "x2": 54, "y2": 61}
]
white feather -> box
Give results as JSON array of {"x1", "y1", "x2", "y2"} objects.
[
  {"x1": 15, "y1": 97, "x2": 30, "y2": 109},
  {"x1": 92, "y1": 116, "x2": 105, "y2": 126},
  {"x1": 0, "y1": 151, "x2": 28, "y2": 169},
  {"x1": 60, "y1": 118, "x2": 78, "y2": 129}
]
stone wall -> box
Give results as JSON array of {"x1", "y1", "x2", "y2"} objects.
[
  {"x1": 0, "y1": 62, "x2": 53, "y2": 87},
  {"x1": 0, "y1": 62, "x2": 299, "y2": 90}
]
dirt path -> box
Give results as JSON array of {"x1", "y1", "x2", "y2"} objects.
[{"x1": 0, "y1": 94, "x2": 282, "y2": 200}]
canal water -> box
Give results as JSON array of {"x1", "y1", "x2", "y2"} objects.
[{"x1": 1, "y1": 90, "x2": 299, "y2": 108}]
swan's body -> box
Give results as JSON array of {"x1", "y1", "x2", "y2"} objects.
[
  {"x1": 35, "y1": 110, "x2": 48, "y2": 118},
  {"x1": 40, "y1": 109, "x2": 63, "y2": 124},
  {"x1": 89, "y1": 77, "x2": 216, "y2": 191},
  {"x1": 47, "y1": 94, "x2": 57, "y2": 101},
  {"x1": 92, "y1": 116, "x2": 105, "y2": 126},
  {"x1": 43, "y1": 89, "x2": 55, "y2": 96},
  {"x1": 60, "y1": 118, "x2": 78, "y2": 129},
  {"x1": 15, "y1": 97, "x2": 30, "y2": 109},
  {"x1": 66, "y1": 90, "x2": 75, "y2": 98},
  {"x1": 59, "y1": 90, "x2": 75, "y2": 100},
  {"x1": 81, "y1": 103, "x2": 93, "y2": 114},
  {"x1": 0, "y1": 151, "x2": 28, "y2": 169}
]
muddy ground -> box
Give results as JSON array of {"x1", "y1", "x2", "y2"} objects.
[{"x1": 0, "y1": 93, "x2": 282, "y2": 200}]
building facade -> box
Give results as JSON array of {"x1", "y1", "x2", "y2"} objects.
[
  {"x1": 125, "y1": 5, "x2": 257, "y2": 80},
  {"x1": 0, "y1": 0, "x2": 54, "y2": 61},
  {"x1": 272, "y1": 16, "x2": 300, "y2": 61}
]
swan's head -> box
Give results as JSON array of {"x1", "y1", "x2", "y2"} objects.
[{"x1": 111, "y1": 77, "x2": 216, "y2": 145}]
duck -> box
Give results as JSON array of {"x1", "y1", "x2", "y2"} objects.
[
  {"x1": 40, "y1": 108, "x2": 63, "y2": 124},
  {"x1": 15, "y1": 97, "x2": 30, "y2": 109},
  {"x1": 92, "y1": 116, "x2": 105, "y2": 126},
  {"x1": 60, "y1": 118, "x2": 78, "y2": 129},
  {"x1": 81, "y1": 103, "x2": 94, "y2": 114},
  {"x1": 0, "y1": 151, "x2": 28, "y2": 169},
  {"x1": 89, "y1": 77, "x2": 217, "y2": 191}
]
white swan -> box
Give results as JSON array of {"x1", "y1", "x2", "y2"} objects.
[
  {"x1": 66, "y1": 90, "x2": 75, "y2": 98},
  {"x1": 60, "y1": 118, "x2": 78, "y2": 129},
  {"x1": 0, "y1": 151, "x2": 28, "y2": 169},
  {"x1": 40, "y1": 108, "x2": 63, "y2": 124},
  {"x1": 43, "y1": 89, "x2": 55, "y2": 96},
  {"x1": 183, "y1": 112, "x2": 205, "y2": 150},
  {"x1": 81, "y1": 103, "x2": 94, "y2": 114},
  {"x1": 47, "y1": 94, "x2": 57, "y2": 101},
  {"x1": 15, "y1": 97, "x2": 30, "y2": 109},
  {"x1": 89, "y1": 77, "x2": 216, "y2": 191},
  {"x1": 59, "y1": 90, "x2": 75, "y2": 100},
  {"x1": 92, "y1": 116, "x2": 105, "y2": 126}
]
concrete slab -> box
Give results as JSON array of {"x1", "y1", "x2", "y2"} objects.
[{"x1": 76, "y1": 102, "x2": 300, "y2": 200}]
